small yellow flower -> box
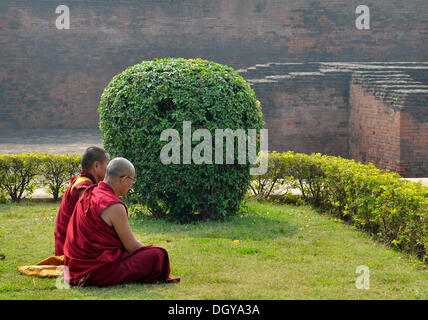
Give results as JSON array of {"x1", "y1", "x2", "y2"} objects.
[{"x1": 233, "y1": 240, "x2": 240, "y2": 244}]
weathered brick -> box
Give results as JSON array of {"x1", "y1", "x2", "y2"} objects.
[{"x1": 0, "y1": 1, "x2": 427, "y2": 176}]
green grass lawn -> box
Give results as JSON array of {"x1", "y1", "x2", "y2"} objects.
[{"x1": 0, "y1": 199, "x2": 426, "y2": 300}]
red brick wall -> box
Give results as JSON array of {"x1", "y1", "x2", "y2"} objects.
[
  {"x1": 0, "y1": 1, "x2": 426, "y2": 176},
  {"x1": 0, "y1": 0, "x2": 427, "y2": 129},
  {"x1": 399, "y1": 108, "x2": 428, "y2": 177},
  {"x1": 253, "y1": 74, "x2": 350, "y2": 157},
  {"x1": 349, "y1": 80, "x2": 402, "y2": 172}
]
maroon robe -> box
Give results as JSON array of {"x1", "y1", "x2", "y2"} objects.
[
  {"x1": 54, "y1": 171, "x2": 96, "y2": 256},
  {"x1": 63, "y1": 181, "x2": 179, "y2": 286}
]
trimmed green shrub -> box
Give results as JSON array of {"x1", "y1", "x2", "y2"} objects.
[
  {"x1": 39, "y1": 153, "x2": 81, "y2": 201},
  {"x1": 249, "y1": 151, "x2": 297, "y2": 200},
  {"x1": 98, "y1": 58, "x2": 264, "y2": 222},
  {"x1": 0, "y1": 152, "x2": 83, "y2": 202},
  {"x1": 0, "y1": 183, "x2": 7, "y2": 204},
  {"x1": 0, "y1": 153, "x2": 43, "y2": 202},
  {"x1": 316, "y1": 155, "x2": 428, "y2": 260},
  {"x1": 0, "y1": 163, "x2": 7, "y2": 203},
  {"x1": 279, "y1": 151, "x2": 326, "y2": 206},
  {"x1": 257, "y1": 151, "x2": 428, "y2": 262}
]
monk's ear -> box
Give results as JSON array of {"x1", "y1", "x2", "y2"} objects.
[{"x1": 93, "y1": 160, "x2": 100, "y2": 169}]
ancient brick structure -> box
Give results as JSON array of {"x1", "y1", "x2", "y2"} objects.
[
  {"x1": 239, "y1": 62, "x2": 428, "y2": 177},
  {"x1": 0, "y1": 1, "x2": 427, "y2": 176}
]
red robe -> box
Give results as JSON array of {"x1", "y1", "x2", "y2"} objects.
[
  {"x1": 63, "y1": 182, "x2": 179, "y2": 286},
  {"x1": 54, "y1": 171, "x2": 96, "y2": 256}
]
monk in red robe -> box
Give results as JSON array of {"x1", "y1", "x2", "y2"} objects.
[
  {"x1": 54, "y1": 146, "x2": 110, "y2": 256},
  {"x1": 64, "y1": 157, "x2": 179, "y2": 286}
]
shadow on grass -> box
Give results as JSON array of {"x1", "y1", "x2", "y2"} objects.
[{"x1": 129, "y1": 207, "x2": 297, "y2": 241}]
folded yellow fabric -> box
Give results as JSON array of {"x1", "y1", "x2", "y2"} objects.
[{"x1": 17, "y1": 255, "x2": 65, "y2": 278}]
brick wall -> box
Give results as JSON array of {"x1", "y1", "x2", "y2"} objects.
[
  {"x1": 252, "y1": 73, "x2": 350, "y2": 156},
  {"x1": 0, "y1": 0, "x2": 427, "y2": 129},
  {"x1": 348, "y1": 69, "x2": 428, "y2": 177},
  {"x1": 399, "y1": 106, "x2": 428, "y2": 177},
  {"x1": 241, "y1": 63, "x2": 428, "y2": 177},
  {"x1": 0, "y1": 1, "x2": 427, "y2": 176},
  {"x1": 349, "y1": 80, "x2": 402, "y2": 172}
]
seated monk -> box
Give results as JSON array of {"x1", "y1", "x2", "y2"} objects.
[
  {"x1": 54, "y1": 146, "x2": 110, "y2": 256},
  {"x1": 63, "y1": 157, "x2": 179, "y2": 286}
]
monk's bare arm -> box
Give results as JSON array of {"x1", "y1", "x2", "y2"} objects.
[{"x1": 101, "y1": 204, "x2": 143, "y2": 252}]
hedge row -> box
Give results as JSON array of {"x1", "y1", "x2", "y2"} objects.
[
  {"x1": 251, "y1": 151, "x2": 428, "y2": 262},
  {"x1": 1, "y1": 151, "x2": 426, "y2": 261},
  {"x1": 0, "y1": 153, "x2": 81, "y2": 202}
]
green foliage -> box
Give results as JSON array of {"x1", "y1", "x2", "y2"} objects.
[
  {"x1": 257, "y1": 151, "x2": 428, "y2": 262},
  {"x1": 39, "y1": 153, "x2": 81, "y2": 201},
  {"x1": 0, "y1": 186, "x2": 7, "y2": 204},
  {"x1": 316, "y1": 155, "x2": 428, "y2": 261},
  {"x1": 0, "y1": 153, "x2": 82, "y2": 202},
  {"x1": 249, "y1": 151, "x2": 297, "y2": 200},
  {"x1": 98, "y1": 58, "x2": 264, "y2": 222},
  {"x1": 0, "y1": 153, "x2": 43, "y2": 202}
]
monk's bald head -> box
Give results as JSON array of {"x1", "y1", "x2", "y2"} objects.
[{"x1": 105, "y1": 157, "x2": 135, "y2": 179}]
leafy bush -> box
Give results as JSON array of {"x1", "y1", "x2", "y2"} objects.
[
  {"x1": 99, "y1": 58, "x2": 264, "y2": 222},
  {"x1": 0, "y1": 185, "x2": 7, "y2": 204},
  {"x1": 249, "y1": 151, "x2": 296, "y2": 200},
  {"x1": 316, "y1": 155, "x2": 428, "y2": 259},
  {"x1": 250, "y1": 151, "x2": 326, "y2": 204},
  {"x1": 287, "y1": 152, "x2": 326, "y2": 206},
  {"x1": 257, "y1": 151, "x2": 428, "y2": 262},
  {"x1": 39, "y1": 153, "x2": 81, "y2": 201},
  {"x1": 0, "y1": 153, "x2": 82, "y2": 202},
  {"x1": 0, "y1": 153, "x2": 43, "y2": 202}
]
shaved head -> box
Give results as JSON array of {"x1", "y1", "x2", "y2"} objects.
[{"x1": 106, "y1": 157, "x2": 135, "y2": 178}]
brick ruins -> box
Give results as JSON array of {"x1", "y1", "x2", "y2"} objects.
[
  {"x1": 239, "y1": 62, "x2": 428, "y2": 177},
  {"x1": 0, "y1": 1, "x2": 426, "y2": 176}
]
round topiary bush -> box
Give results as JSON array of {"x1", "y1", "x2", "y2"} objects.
[{"x1": 98, "y1": 58, "x2": 264, "y2": 222}]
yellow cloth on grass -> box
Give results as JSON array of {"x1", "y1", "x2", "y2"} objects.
[{"x1": 17, "y1": 255, "x2": 65, "y2": 278}]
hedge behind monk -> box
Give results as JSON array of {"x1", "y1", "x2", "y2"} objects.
[{"x1": 0, "y1": 152, "x2": 82, "y2": 202}]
